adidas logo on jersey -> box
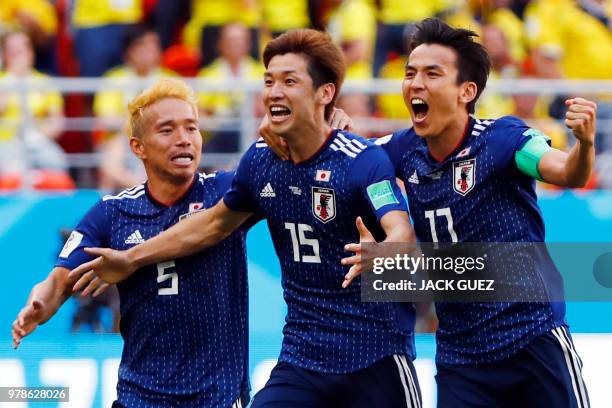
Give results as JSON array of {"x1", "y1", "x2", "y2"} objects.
[
  {"x1": 408, "y1": 170, "x2": 420, "y2": 184},
  {"x1": 125, "y1": 230, "x2": 145, "y2": 244},
  {"x1": 260, "y1": 182, "x2": 276, "y2": 198}
]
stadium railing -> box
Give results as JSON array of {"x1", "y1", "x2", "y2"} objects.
[{"x1": 0, "y1": 78, "x2": 611, "y2": 188}]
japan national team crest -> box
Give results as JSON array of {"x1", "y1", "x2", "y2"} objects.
[
  {"x1": 453, "y1": 158, "x2": 476, "y2": 196},
  {"x1": 312, "y1": 187, "x2": 336, "y2": 223}
]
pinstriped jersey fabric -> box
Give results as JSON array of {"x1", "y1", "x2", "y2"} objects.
[
  {"x1": 225, "y1": 129, "x2": 416, "y2": 374},
  {"x1": 378, "y1": 116, "x2": 566, "y2": 365},
  {"x1": 56, "y1": 172, "x2": 249, "y2": 407}
]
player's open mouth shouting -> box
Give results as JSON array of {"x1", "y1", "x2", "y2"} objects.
[
  {"x1": 269, "y1": 104, "x2": 292, "y2": 123},
  {"x1": 411, "y1": 97, "x2": 429, "y2": 124}
]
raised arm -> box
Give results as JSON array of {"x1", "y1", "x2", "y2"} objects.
[
  {"x1": 12, "y1": 267, "x2": 76, "y2": 349},
  {"x1": 536, "y1": 98, "x2": 596, "y2": 188},
  {"x1": 69, "y1": 200, "x2": 252, "y2": 285}
]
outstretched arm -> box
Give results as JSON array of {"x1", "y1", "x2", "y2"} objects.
[
  {"x1": 12, "y1": 267, "x2": 76, "y2": 349},
  {"x1": 69, "y1": 200, "x2": 252, "y2": 285},
  {"x1": 537, "y1": 98, "x2": 596, "y2": 188}
]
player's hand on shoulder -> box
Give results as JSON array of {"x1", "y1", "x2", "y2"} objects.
[
  {"x1": 258, "y1": 114, "x2": 291, "y2": 161},
  {"x1": 329, "y1": 107, "x2": 353, "y2": 131},
  {"x1": 341, "y1": 217, "x2": 376, "y2": 288},
  {"x1": 69, "y1": 247, "x2": 136, "y2": 293},
  {"x1": 12, "y1": 299, "x2": 45, "y2": 349},
  {"x1": 565, "y1": 97, "x2": 597, "y2": 146}
]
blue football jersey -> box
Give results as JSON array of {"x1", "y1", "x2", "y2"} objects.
[
  {"x1": 56, "y1": 172, "x2": 249, "y2": 407},
  {"x1": 377, "y1": 116, "x2": 566, "y2": 365},
  {"x1": 224, "y1": 130, "x2": 416, "y2": 374}
]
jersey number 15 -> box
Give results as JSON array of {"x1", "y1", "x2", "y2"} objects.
[{"x1": 285, "y1": 223, "x2": 321, "y2": 263}]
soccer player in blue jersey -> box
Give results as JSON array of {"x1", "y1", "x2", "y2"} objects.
[
  {"x1": 69, "y1": 29, "x2": 422, "y2": 407},
  {"x1": 345, "y1": 18, "x2": 596, "y2": 408},
  {"x1": 11, "y1": 79, "x2": 252, "y2": 408}
]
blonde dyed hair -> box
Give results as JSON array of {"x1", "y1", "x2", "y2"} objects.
[{"x1": 127, "y1": 78, "x2": 198, "y2": 139}]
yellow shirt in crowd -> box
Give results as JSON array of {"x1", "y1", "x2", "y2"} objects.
[
  {"x1": 0, "y1": 70, "x2": 63, "y2": 140},
  {"x1": 378, "y1": 0, "x2": 449, "y2": 25},
  {"x1": 525, "y1": 0, "x2": 612, "y2": 79},
  {"x1": 261, "y1": 0, "x2": 310, "y2": 33},
  {"x1": 0, "y1": 0, "x2": 58, "y2": 35},
  {"x1": 184, "y1": 0, "x2": 260, "y2": 49},
  {"x1": 93, "y1": 66, "x2": 177, "y2": 118},
  {"x1": 72, "y1": 0, "x2": 142, "y2": 28},
  {"x1": 197, "y1": 57, "x2": 264, "y2": 116}
]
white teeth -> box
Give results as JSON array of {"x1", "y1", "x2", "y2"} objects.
[
  {"x1": 412, "y1": 98, "x2": 426, "y2": 105},
  {"x1": 173, "y1": 157, "x2": 192, "y2": 163},
  {"x1": 271, "y1": 106, "x2": 290, "y2": 114}
]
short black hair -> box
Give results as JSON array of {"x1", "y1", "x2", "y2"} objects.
[
  {"x1": 408, "y1": 18, "x2": 491, "y2": 114},
  {"x1": 122, "y1": 24, "x2": 156, "y2": 53}
]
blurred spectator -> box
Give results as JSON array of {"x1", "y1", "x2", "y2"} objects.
[
  {"x1": 476, "y1": 23, "x2": 518, "y2": 118},
  {"x1": 197, "y1": 23, "x2": 264, "y2": 153},
  {"x1": 72, "y1": 0, "x2": 143, "y2": 77},
  {"x1": 327, "y1": 0, "x2": 376, "y2": 80},
  {"x1": 479, "y1": 0, "x2": 528, "y2": 64},
  {"x1": 0, "y1": 30, "x2": 71, "y2": 189},
  {"x1": 261, "y1": 0, "x2": 311, "y2": 38},
  {"x1": 0, "y1": 0, "x2": 58, "y2": 74},
  {"x1": 94, "y1": 25, "x2": 175, "y2": 190},
  {"x1": 93, "y1": 25, "x2": 177, "y2": 130},
  {"x1": 337, "y1": 93, "x2": 373, "y2": 136},
  {"x1": 150, "y1": 0, "x2": 191, "y2": 50},
  {"x1": 71, "y1": 288, "x2": 121, "y2": 333},
  {"x1": 525, "y1": 0, "x2": 612, "y2": 152},
  {"x1": 372, "y1": 0, "x2": 447, "y2": 76},
  {"x1": 98, "y1": 133, "x2": 147, "y2": 191},
  {"x1": 525, "y1": 0, "x2": 611, "y2": 81},
  {"x1": 183, "y1": 0, "x2": 260, "y2": 67}
]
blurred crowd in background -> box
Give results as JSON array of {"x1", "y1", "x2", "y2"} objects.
[
  {"x1": 1, "y1": 0, "x2": 610, "y2": 334},
  {"x1": 0, "y1": 0, "x2": 610, "y2": 193}
]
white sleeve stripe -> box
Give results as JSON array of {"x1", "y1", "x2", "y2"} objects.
[
  {"x1": 375, "y1": 134, "x2": 393, "y2": 145},
  {"x1": 336, "y1": 133, "x2": 367, "y2": 151},
  {"x1": 351, "y1": 138, "x2": 367, "y2": 149},
  {"x1": 103, "y1": 190, "x2": 146, "y2": 201},
  {"x1": 330, "y1": 143, "x2": 357, "y2": 158}
]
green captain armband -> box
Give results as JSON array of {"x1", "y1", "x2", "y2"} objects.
[{"x1": 514, "y1": 129, "x2": 552, "y2": 181}]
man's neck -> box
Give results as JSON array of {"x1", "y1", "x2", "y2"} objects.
[
  {"x1": 146, "y1": 174, "x2": 195, "y2": 206},
  {"x1": 285, "y1": 121, "x2": 333, "y2": 163},
  {"x1": 426, "y1": 113, "x2": 470, "y2": 162}
]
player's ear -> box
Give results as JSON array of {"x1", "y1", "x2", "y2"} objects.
[
  {"x1": 129, "y1": 136, "x2": 146, "y2": 160},
  {"x1": 459, "y1": 81, "x2": 477, "y2": 107},
  {"x1": 317, "y1": 83, "x2": 335, "y2": 107}
]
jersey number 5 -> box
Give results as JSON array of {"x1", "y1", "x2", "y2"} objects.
[
  {"x1": 424, "y1": 208, "x2": 458, "y2": 243},
  {"x1": 157, "y1": 260, "x2": 178, "y2": 295},
  {"x1": 285, "y1": 223, "x2": 321, "y2": 263}
]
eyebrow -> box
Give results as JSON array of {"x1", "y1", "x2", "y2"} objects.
[
  {"x1": 155, "y1": 118, "x2": 197, "y2": 128},
  {"x1": 405, "y1": 63, "x2": 444, "y2": 71},
  {"x1": 264, "y1": 69, "x2": 298, "y2": 76}
]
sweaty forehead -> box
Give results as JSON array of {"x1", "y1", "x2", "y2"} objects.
[{"x1": 407, "y1": 44, "x2": 458, "y2": 70}]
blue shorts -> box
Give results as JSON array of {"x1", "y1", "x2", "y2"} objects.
[
  {"x1": 436, "y1": 326, "x2": 589, "y2": 408},
  {"x1": 251, "y1": 354, "x2": 421, "y2": 408}
]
